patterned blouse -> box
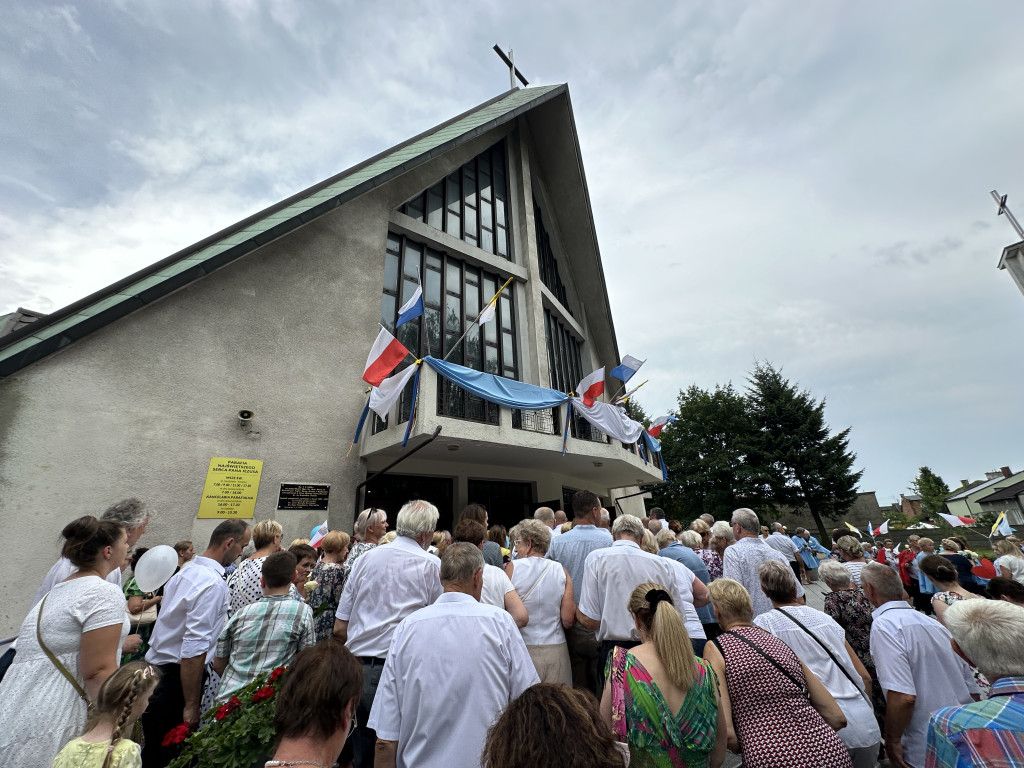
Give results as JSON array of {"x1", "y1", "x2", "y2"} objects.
[
  {"x1": 698, "y1": 549, "x2": 722, "y2": 581},
  {"x1": 607, "y1": 646, "x2": 718, "y2": 767},
  {"x1": 308, "y1": 561, "x2": 350, "y2": 642},
  {"x1": 823, "y1": 587, "x2": 874, "y2": 671}
]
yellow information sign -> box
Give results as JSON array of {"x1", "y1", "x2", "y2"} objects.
[{"x1": 197, "y1": 457, "x2": 264, "y2": 519}]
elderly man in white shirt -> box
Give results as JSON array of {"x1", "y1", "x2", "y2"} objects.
[
  {"x1": 765, "y1": 521, "x2": 807, "y2": 584},
  {"x1": 577, "y1": 514, "x2": 709, "y2": 692},
  {"x1": 860, "y1": 562, "x2": 977, "y2": 768},
  {"x1": 723, "y1": 508, "x2": 805, "y2": 617},
  {"x1": 369, "y1": 543, "x2": 538, "y2": 768},
  {"x1": 141, "y1": 519, "x2": 251, "y2": 768},
  {"x1": 335, "y1": 500, "x2": 442, "y2": 768}
]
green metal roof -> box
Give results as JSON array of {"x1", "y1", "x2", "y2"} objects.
[{"x1": 0, "y1": 84, "x2": 565, "y2": 378}]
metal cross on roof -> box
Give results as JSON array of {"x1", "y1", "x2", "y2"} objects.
[
  {"x1": 493, "y1": 45, "x2": 529, "y2": 90},
  {"x1": 991, "y1": 189, "x2": 1024, "y2": 241}
]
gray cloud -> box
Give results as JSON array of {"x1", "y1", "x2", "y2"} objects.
[{"x1": 2, "y1": 0, "x2": 1023, "y2": 504}]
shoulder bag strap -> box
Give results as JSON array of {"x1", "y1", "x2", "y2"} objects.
[
  {"x1": 518, "y1": 559, "x2": 556, "y2": 603},
  {"x1": 775, "y1": 608, "x2": 870, "y2": 704},
  {"x1": 721, "y1": 629, "x2": 808, "y2": 698},
  {"x1": 36, "y1": 594, "x2": 90, "y2": 705}
]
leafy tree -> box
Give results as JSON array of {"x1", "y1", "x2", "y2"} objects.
[
  {"x1": 745, "y1": 361, "x2": 863, "y2": 542},
  {"x1": 623, "y1": 396, "x2": 650, "y2": 427},
  {"x1": 909, "y1": 466, "x2": 951, "y2": 518},
  {"x1": 651, "y1": 383, "x2": 767, "y2": 520}
]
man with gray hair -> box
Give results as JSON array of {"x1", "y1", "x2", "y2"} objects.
[
  {"x1": 723, "y1": 508, "x2": 805, "y2": 617},
  {"x1": 35, "y1": 497, "x2": 151, "y2": 599},
  {"x1": 648, "y1": 518, "x2": 664, "y2": 534},
  {"x1": 335, "y1": 499, "x2": 442, "y2": 768},
  {"x1": 860, "y1": 562, "x2": 977, "y2": 768},
  {"x1": 598, "y1": 507, "x2": 611, "y2": 529},
  {"x1": 369, "y1": 543, "x2": 537, "y2": 768},
  {"x1": 578, "y1": 514, "x2": 709, "y2": 691},
  {"x1": 926, "y1": 599, "x2": 1024, "y2": 768}
]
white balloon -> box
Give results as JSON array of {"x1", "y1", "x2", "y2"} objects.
[{"x1": 133, "y1": 545, "x2": 179, "y2": 593}]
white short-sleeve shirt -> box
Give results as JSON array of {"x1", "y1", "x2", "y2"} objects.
[
  {"x1": 146, "y1": 556, "x2": 229, "y2": 665},
  {"x1": 368, "y1": 592, "x2": 539, "y2": 768},
  {"x1": 335, "y1": 535, "x2": 442, "y2": 658},
  {"x1": 754, "y1": 606, "x2": 880, "y2": 749},
  {"x1": 869, "y1": 601, "x2": 977, "y2": 768},
  {"x1": 481, "y1": 564, "x2": 515, "y2": 608},
  {"x1": 578, "y1": 540, "x2": 698, "y2": 642}
]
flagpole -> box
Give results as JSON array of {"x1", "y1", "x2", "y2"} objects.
[
  {"x1": 608, "y1": 359, "x2": 647, "y2": 402},
  {"x1": 614, "y1": 379, "x2": 649, "y2": 405},
  {"x1": 441, "y1": 276, "x2": 514, "y2": 363}
]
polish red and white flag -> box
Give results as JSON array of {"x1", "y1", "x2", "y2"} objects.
[
  {"x1": 577, "y1": 367, "x2": 605, "y2": 407},
  {"x1": 937, "y1": 512, "x2": 976, "y2": 527},
  {"x1": 363, "y1": 327, "x2": 411, "y2": 387}
]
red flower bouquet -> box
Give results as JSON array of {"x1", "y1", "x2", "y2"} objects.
[
  {"x1": 251, "y1": 685, "x2": 276, "y2": 703},
  {"x1": 162, "y1": 723, "x2": 191, "y2": 747},
  {"x1": 214, "y1": 695, "x2": 242, "y2": 721}
]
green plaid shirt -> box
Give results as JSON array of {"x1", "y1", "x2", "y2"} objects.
[{"x1": 215, "y1": 594, "x2": 314, "y2": 703}]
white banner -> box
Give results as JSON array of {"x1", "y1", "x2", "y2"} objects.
[
  {"x1": 369, "y1": 365, "x2": 418, "y2": 421},
  {"x1": 571, "y1": 398, "x2": 644, "y2": 444}
]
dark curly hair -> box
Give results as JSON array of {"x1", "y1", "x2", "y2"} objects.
[{"x1": 482, "y1": 684, "x2": 624, "y2": 768}]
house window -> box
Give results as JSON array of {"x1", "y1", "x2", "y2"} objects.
[
  {"x1": 380, "y1": 232, "x2": 517, "y2": 427},
  {"x1": 534, "y1": 199, "x2": 571, "y2": 315},
  {"x1": 399, "y1": 140, "x2": 511, "y2": 260}
]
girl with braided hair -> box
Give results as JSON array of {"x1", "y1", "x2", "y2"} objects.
[{"x1": 51, "y1": 662, "x2": 160, "y2": 768}]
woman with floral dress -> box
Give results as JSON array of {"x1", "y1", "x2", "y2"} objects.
[
  {"x1": 307, "y1": 531, "x2": 351, "y2": 642},
  {"x1": 600, "y1": 582, "x2": 725, "y2": 768}
]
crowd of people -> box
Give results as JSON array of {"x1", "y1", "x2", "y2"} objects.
[{"x1": 2, "y1": 494, "x2": 1024, "y2": 768}]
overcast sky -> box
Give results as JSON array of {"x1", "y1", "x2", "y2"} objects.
[{"x1": 3, "y1": 1, "x2": 1023, "y2": 505}]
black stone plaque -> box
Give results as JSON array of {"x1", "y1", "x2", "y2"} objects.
[{"x1": 277, "y1": 483, "x2": 330, "y2": 511}]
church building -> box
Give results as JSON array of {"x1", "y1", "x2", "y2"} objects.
[{"x1": 0, "y1": 84, "x2": 663, "y2": 635}]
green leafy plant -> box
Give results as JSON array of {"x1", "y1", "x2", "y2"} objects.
[{"x1": 166, "y1": 666, "x2": 287, "y2": 768}]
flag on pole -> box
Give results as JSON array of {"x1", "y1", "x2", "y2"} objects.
[
  {"x1": 894, "y1": 542, "x2": 901, "y2": 554},
  {"x1": 647, "y1": 414, "x2": 676, "y2": 438},
  {"x1": 992, "y1": 511, "x2": 1014, "y2": 537},
  {"x1": 844, "y1": 521, "x2": 863, "y2": 538},
  {"x1": 577, "y1": 367, "x2": 605, "y2": 408},
  {"x1": 363, "y1": 327, "x2": 411, "y2": 387},
  {"x1": 614, "y1": 379, "x2": 648, "y2": 405},
  {"x1": 610, "y1": 355, "x2": 644, "y2": 383},
  {"x1": 937, "y1": 512, "x2": 976, "y2": 527},
  {"x1": 867, "y1": 522, "x2": 874, "y2": 539},
  {"x1": 309, "y1": 520, "x2": 329, "y2": 548},
  {"x1": 478, "y1": 299, "x2": 497, "y2": 325},
  {"x1": 395, "y1": 282, "x2": 424, "y2": 328},
  {"x1": 873, "y1": 520, "x2": 889, "y2": 536},
  {"x1": 477, "y1": 275, "x2": 514, "y2": 326},
  {"x1": 369, "y1": 364, "x2": 419, "y2": 421}
]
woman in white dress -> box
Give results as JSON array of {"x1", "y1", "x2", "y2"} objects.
[
  {"x1": 0, "y1": 516, "x2": 129, "y2": 768},
  {"x1": 753, "y1": 560, "x2": 880, "y2": 768},
  {"x1": 507, "y1": 519, "x2": 575, "y2": 685}
]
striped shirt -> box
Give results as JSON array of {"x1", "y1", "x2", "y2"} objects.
[
  {"x1": 926, "y1": 677, "x2": 1024, "y2": 768},
  {"x1": 214, "y1": 594, "x2": 314, "y2": 703}
]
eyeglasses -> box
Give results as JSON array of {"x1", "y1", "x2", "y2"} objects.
[{"x1": 346, "y1": 711, "x2": 358, "y2": 741}]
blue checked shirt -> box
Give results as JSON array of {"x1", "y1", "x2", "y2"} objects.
[
  {"x1": 215, "y1": 594, "x2": 315, "y2": 703},
  {"x1": 926, "y1": 676, "x2": 1024, "y2": 768}
]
